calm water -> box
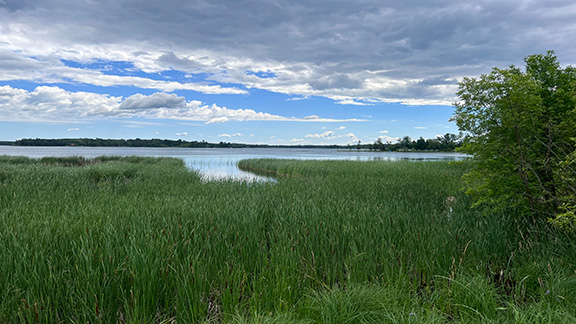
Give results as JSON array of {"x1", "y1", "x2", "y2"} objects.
[{"x1": 0, "y1": 146, "x2": 468, "y2": 181}]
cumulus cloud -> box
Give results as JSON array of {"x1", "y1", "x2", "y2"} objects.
[
  {"x1": 379, "y1": 130, "x2": 390, "y2": 134},
  {"x1": 378, "y1": 135, "x2": 400, "y2": 143},
  {"x1": 345, "y1": 133, "x2": 359, "y2": 142},
  {"x1": 0, "y1": 85, "x2": 121, "y2": 121},
  {"x1": 218, "y1": 133, "x2": 243, "y2": 138},
  {"x1": 302, "y1": 130, "x2": 360, "y2": 144},
  {"x1": 305, "y1": 131, "x2": 335, "y2": 138},
  {"x1": 0, "y1": 85, "x2": 360, "y2": 123},
  {"x1": 175, "y1": 132, "x2": 188, "y2": 136},
  {"x1": 119, "y1": 93, "x2": 187, "y2": 110}
]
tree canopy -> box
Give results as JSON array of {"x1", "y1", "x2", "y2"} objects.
[
  {"x1": 370, "y1": 133, "x2": 461, "y2": 152},
  {"x1": 452, "y1": 51, "x2": 576, "y2": 225}
]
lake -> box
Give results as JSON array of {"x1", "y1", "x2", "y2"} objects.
[{"x1": 0, "y1": 146, "x2": 468, "y2": 181}]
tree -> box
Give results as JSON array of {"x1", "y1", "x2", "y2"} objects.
[
  {"x1": 398, "y1": 136, "x2": 413, "y2": 150},
  {"x1": 452, "y1": 51, "x2": 576, "y2": 221},
  {"x1": 437, "y1": 133, "x2": 460, "y2": 151},
  {"x1": 415, "y1": 137, "x2": 428, "y2": 150}
]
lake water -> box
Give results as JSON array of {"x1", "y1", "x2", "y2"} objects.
[{"x1": 0, "y1": 146, "x2": 468, "y2": 182}]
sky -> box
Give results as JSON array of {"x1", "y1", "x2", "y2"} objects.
[{"x1": 0, "y1": 0, "x2": 575, "y2": 145}]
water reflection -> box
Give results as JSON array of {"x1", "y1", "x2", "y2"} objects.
[
  {"x1": 186, "y1": 158, "x2": 273, "y2": 182},
  {"x1": 0, "y1": 146, "x2": 469, "y2": 182}
]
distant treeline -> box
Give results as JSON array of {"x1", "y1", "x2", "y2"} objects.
[
  {"x1": 3, "y1": 134, "x2": 462, "y2": 151},
  {"x1": 369, "y1": 133, "x2": 462, "y2": 152},
  {"x1": 9, "y1": 138, "x2": 344, "y2": 149}
]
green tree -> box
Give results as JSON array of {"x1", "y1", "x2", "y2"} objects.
[
  {"x1": 452, "y1": 51, "x2": 576, "y2": 220},
  {"x1": 398, "y1": 136, "x2": 412, "y2": 150}
]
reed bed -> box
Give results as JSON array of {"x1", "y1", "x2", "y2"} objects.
[{"x1": 0, "y1": 156, "x2": 574, "y2": 323}]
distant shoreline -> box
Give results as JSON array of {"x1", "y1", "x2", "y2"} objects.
[{"x1": 0, "y1": 137, "x2": 460, "y2": 152}]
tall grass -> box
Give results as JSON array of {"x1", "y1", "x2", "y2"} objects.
[{"x1": 0, "y1": 156, "x2": 574, "y2": 323}]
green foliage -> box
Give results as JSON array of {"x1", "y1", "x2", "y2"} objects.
[
  {"x1": 1, "y1": 157, "x2": 576, "y2": 322},
  {"x1": 452, "y1": 51, "x2": 576, "y2": 219},
  {"x1": 549, "y1": 146, "x2": 576, "y2": 228},
  {"x1": 371, "y1": 133, "x2": 462, "y2": 152}
]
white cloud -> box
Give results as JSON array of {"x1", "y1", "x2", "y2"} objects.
[
  {"x1": 378, "y1": 135, "x2": 400, "y2": 143},
  {"x1": 175, "y1": 132, "x2": 188, "y2": 136},
  {"x1": 305, "y1": 131, "x2": 335, "y2": 138},
  {"x1": 379, "y1": 130, "x2": 389, "y2": 134},
  {"x1": 345, "y1": 133, "x2": 359, "y2": 143},
  {"x1": 0, "y1": 85, "x2": 362, "y2": 124},
  {"x1": 290, "y1": 138, "x2": 304, "y2": 143},
  {"x1": 0, "y1": 50, "x2": 247, "y2": 95},
  {"x1": 0, "y1": 85, "x2": 121, "y2": 122},
  {"x1": 218, "y1": 133, "x2": 243, "y2": 138},
  {"x1": 336, "y1": 126, "x2": 346, "y2": 130},
  {"x1": 414, "y1": 126, "x2": 428, "y2": 129},
  {"x1": 67, "y1": 128, "x2": 79, "y2": 131},
  {"x1": 119, "y1": 92, "x2": 187, "y2": 110},
  {"x1": 205, "y1": 117, "x2": 230, "y2": 124},
  {"x1": 334, "y1": 99, "x2": 373, "y2": 106}
]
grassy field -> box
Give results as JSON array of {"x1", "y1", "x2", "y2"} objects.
[{"x1": 0, "y1": 156, "x2": 575, "y2": 323}]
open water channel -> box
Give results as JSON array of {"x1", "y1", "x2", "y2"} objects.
[{"x1": 0, "y1": 146, "x2": 468, "y2": 182}]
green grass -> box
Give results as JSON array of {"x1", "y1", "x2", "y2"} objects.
[{"x1": 0, "y1": 156, "x2": 574, "y2": 323}]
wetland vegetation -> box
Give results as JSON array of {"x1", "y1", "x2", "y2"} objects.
[{"x1": 0, "y1": 155, "x2": 575, "y2": 323}]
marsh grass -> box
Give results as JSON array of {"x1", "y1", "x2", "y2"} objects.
[{"x1": 0, "y1": 156, "x2": 574, "y2": 323}]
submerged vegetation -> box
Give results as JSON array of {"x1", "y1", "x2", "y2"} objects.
[{"x1": 0, "y1": 156, "x2": 575, "y2": 323}]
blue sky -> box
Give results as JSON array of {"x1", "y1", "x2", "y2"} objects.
[{"x1": 0, "y1": 0, "x2": 575, "y2": 145}]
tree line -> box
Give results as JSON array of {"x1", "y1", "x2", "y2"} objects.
[
  {"x1": 369, "y1": 133, "x2": 462, "y2": 152},
  {"x1": 10, "y1": 138, "x2": 346, "y2": 149},
  {"x1": 6, "y1": 136, "x2": 463, "y2": 151},
  {"x1": 13, "y1": 138, "x2": 253, "y2": 148}
]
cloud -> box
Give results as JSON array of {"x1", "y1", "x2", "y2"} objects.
[
  {"x1": 336, "y1": 126, "x2": 346, "y2": 130},
  {"x1": 175, "y1": 132, "x2": 188, "y2": 136},
  {"x1": 0, "y1": 85, "x2": 361, "y2": 123},
  {"x1": 414, "y1": 126, "x2": 428, "y2": 129},
  {"x1": 67, "y1": 128, "x2": 79, "y2": 131},
  {"x1": 305, "y1": 131, "x2": 335, "y2": 138},
  {"x1": 0, "y1": 50, "x2": 246, "y2": 95},
  {"x1": 0, "y1": 85, "x2": 121, "y2": 122},
  {"x1": 218, "y1": 133, "x2": 243, "y2": 138},
  {"x1": 1, "y1": 1, "x2": 575, "y2": 106},
  {"x1": 335, "y1": 99, "x2": 373, "y2": 106},
  {"x1": 345, "y1": 133, "x2": 359, "y2": 143},
  {"x1": 378, "y1": 135, "x2": 400, "y2": 143},
  {"x1": 119, "y1": 93, "x2": 187, "y2": 110},
  {"x1": 302, "y1": 130, "x2": 360, "y2": 144},
  {"x1": 290, "y1": 138, "x2": 304, "y2": 143},
  {"x1": 379, "y1": 130, "x2": 389, "y2": 134}
]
